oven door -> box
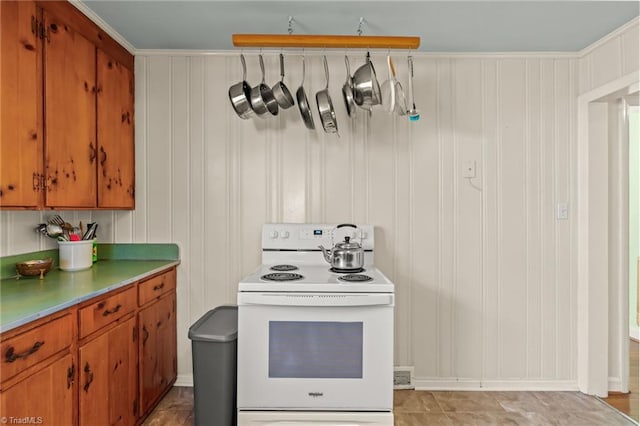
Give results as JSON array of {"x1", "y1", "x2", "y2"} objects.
[{"x1": 237, "y1": 292, "x2": 394, "y2": 411}]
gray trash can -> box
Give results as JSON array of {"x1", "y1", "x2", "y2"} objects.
[{"x1": 188, "y1": 305, "x2": 238, "y2": 426}]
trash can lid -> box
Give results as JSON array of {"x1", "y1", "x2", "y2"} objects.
[{"x1": 188, "y1": 305, "x2": 238, "y2": 342}]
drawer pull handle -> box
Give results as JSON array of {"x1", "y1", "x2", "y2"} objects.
[
  {"x1": 67, "y1": 363, "x2": 75, "y2": 389},
  {"x1": 83, "y1": 362, "x2": 94, "y2": 392},
  {"x1": 153, "y1": 282, "x2": 165, "y2": 291},
  {"x1": 5, "y1": 341, "x2": 45, "y2": 363},
  {"x1": 102, "y1": 304, "x2": 122, "y2": 316}
]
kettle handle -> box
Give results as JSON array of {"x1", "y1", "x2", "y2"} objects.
[{"x1": 336, "y1": 223, "x2": 357, "y2": 229}]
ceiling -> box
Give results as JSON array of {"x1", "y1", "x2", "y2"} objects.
[{"x1": 80, "y1": 1, "x2": 639, "y2": 52}]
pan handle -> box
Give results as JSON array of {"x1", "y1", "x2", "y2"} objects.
[
  {"x1": 240, "y1": 54, "x2": 247, "y2": 81},
  {"x1": 323, "y1": 56, "x2": 329, "y2": 90},
  {"x1": 280, "y1": 53, "x2": 285, "y2": 80},
  {"x1": 301, "y1": 55, "x2": 306, "y2": 86},
  {"x1": 259, "y1": 54, "x2": 266, "y2": 84}
]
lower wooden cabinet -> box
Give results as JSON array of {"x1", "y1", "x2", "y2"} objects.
[
  {"x1": 138, "y1": 293, "x2": 177, "y2": 415},
  {"x1": 0, "y1": 353, "x2": 75, "y2": 426},
  {"x1": 0, "y1": 265, "x2": 178, "y2": 426},
  {"x1": 79, "y1": 316, "x2": 137, "y2": 426}
]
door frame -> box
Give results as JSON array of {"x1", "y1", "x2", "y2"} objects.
[{"x1": 576, "y1": 71, "x2": 639, "y2": 396}]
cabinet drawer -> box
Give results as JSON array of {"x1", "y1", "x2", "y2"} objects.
[
  {"x1": 79, "y1": 286, "x2": 136, "y2": 339},
  {"x1": 138, "y1": 268, "x2": 176, "y2": 306},
  {"x1": 0, "y1": 314, "x2": 73, "y2": 384}
]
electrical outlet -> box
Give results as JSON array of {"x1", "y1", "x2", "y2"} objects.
[{"x1": 463, "y1": 160, "x2": 476, "y2": 178}]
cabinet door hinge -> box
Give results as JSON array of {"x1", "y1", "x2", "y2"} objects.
[
  {"x1": 40, "y1": 174, "x2": 46, "y2": 192},
  {"x1": 39, "y1": 21, "x2": 50, "y2": 42},
  {"x1": 31, "y1": 16, "x2": 37, "y2": 36}
]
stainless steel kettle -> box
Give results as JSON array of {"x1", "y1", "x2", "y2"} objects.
[{"x1": 318, "y1": 224, "x2": 364, "y2": 271}]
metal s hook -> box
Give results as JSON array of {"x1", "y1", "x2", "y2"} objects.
[
  {"x1": 288, "y1": 16, "x2": 294, "y2": 35},
  {"x1": 357, "y1": 17, "x2": 364, "y2": 36}
]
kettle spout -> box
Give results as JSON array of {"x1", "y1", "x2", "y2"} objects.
[{"x1": 318, "y1": 245, "x2": 332, "y2": 263}]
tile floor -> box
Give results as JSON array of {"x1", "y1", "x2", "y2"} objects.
[{"x1": 143, "y1": 386, "x2": 637, "y2": 425}]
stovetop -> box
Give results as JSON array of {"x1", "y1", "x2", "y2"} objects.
[{"x1": 238, "y1": 264, "x2": 394, "y2": 293}]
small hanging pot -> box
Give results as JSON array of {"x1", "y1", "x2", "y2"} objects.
[
  {"x1": 272, "y1": 53, "x2": 295, "y2": 109},
  {"x1": 228, "y1": 54, "x2": 254, "y2": 119},
  {"x1": 250, "y1": 54, "x2": 279, "y2": 117},
  {"x1": 316, "y1": 56, "x2": 339, "y2": 136}
]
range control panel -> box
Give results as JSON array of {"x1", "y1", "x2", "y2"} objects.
[{"x1": 262, "y1": 223, "x2": 374, "y2": 251}]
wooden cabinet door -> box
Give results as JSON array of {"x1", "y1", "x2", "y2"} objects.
[
  {"x1": 0, "y1": 0, "x2": 42, "y2": 208},
  {"x1": 139, "y1": 294, "x2": 176, "y2": 414},
  {"x1": 43, "y1": 10, "x2": 96, "y2": 208},
  {"x1": 0, "y1": 353, "x2": 75, "y2": 425},
  {"x1": 79, "y1": 317, "x2": 137, "y2": 426},
  {"x1": 97, "y1": 49, "x2": 135, "y2": 209}
]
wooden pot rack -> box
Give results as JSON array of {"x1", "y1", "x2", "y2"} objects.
[{"x1": 232, "y1": 34, "x2": 420, "y2": 50}]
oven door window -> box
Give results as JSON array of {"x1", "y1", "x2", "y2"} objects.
[{"x1": 269, "y1": 321, "x2": 363, "y2": 379}]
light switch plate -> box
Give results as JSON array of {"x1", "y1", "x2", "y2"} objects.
[{"x1": 557, "y1": 202, "x2": 568, "y2": 220}]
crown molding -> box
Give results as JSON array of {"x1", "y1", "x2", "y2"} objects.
[
  {"x1": 579, "y1": 16, "x2": 639, "y2": 58},
  {"x1": 69, "y1": 0, "x2": 136, "y2": 54}
]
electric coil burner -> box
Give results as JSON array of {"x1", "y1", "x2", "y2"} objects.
[
  {"x1": 260, "y1": 272, "x2": 304, "y2": 282},
  {"x1": 338, "y1": 274, "x2": 373, "y2": 282},
  {"x1": 237, "y1": 223, "x2": 395, "y2": 426},
  {"x1": 270, "y1": 264, "x2": 299, "y2": 271}
]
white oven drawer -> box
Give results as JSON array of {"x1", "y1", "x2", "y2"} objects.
[
  {"x1": 238, "y1": 411, "x2": 394, "y2": 426},
  {"x1": 237, "y1": 293, "x2": 394, "y2": 411}
]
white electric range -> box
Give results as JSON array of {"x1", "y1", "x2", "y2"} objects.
[{"x1": 237, "y1": 223, "x2": 395, "y2": 426}]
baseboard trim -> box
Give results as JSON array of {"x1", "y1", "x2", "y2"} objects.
[
  {"x1": 414, "y1": 378, "x2": 579, "y2": 391},
  {"x1": 175, "y1": 374, "x2": 194, "y2": 387}
]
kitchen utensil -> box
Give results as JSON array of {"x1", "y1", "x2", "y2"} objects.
[
  {"x1": 250, "y1": 54, "x2": 279, "y2": 117},
  {"x1": 228, "y1": 54, "x2": 255, "y2": 119},
  {"x1": 272, "y1": 53, "x2": 295, "y2": 109},
  {"x1": 342, "y1": 56, "x2": 356, "y2": 118},
  {"x1": 82, "y1": 222, "x2": 98, "y2": 240},
  {"x1": 16, "y1": 258, "x2": 53, "y2": 279},
  {"x1": 393, "y1": 57, "x2": 408, "y2": 116},
  {"x1": 296, "y1": 56, "x2": 315, "y2": 130},
  {"x1": 46, "y1": 223, "x2": 63, "y2": 239},
  {"x1": 48, "y1": 214, "x2": 65, "y2": 226},
  {"x1": 352, "y1": 52, "x2": 381, "y2": 113},
  {"x1": 407, "y1": 55, "x2": 420, "y2": 121},
  {"x1": 318, "y1": 224, "x2": 364, "y2": 271},
  {"x1": 316, "y1": 56, "x2": 339, "y2": 136},
  {"x1": 380, "y1": 55, "x2": 396, "y2": 113}
]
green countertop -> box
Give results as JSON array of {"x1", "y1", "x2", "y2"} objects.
[{"x1": 0, "y1": 244, "x2": 180, "y2": 334}]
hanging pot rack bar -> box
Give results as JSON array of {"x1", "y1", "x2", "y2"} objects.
[{"x1": 232, "y1": 34, "x2": 420, "y2": 50}]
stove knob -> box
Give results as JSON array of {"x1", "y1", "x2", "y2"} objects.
[
  {"x1": 281, "y1": 231, "x2": 290, "y2": 239},
  {"x1": 269, "y1": 230, "x2": 279, "y2": 239}
]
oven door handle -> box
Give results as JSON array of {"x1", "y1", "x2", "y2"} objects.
[{"x1": 238, "y1": 293, "x2": 394, "y2": 307}]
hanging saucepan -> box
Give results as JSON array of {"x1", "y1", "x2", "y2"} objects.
[
  {"x1": 250, "y1": 54, "x2": 279, "y2": 117},
  {"x1": 342, "y1": 56, "x2": 356, "y2": 118},
  {"x1": 228, "y1": 54, "x2": 254, "y2": 119},
  {"x1": 272, "y1": 53, "x2": 295, "y2": 109},
  {"x1": 353, "y1": 52, "x2": 381, "y2": 113},
  {"x1": 296, "y1": 56, "x2": 315, "y2": 130},
  {"x1": 316, "y1": 56, "x2": 339, "y2": 136}
]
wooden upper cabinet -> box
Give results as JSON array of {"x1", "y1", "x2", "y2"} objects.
[
  {"x1": 97, "y1": 49, "x2": 135, "y2": 209},
  {"x1": 43, "y1": 10, "x2": 97, "y2": 208},
  {"x1": 0, "y1": 0, "x2": 42, "y2": 208},
  {"x1": 1, "y1": 1, "x2": 134, "y2": 210}
]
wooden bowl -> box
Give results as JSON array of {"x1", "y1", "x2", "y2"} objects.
[{"x1": 16, "y1": 258, "x2": 53, "y2": 279}]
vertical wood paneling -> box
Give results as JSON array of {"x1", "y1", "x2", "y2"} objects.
[
  {"x1": 410, "y1": 57, "x2": 440, "y2": 378},
  {"x1": 2, "y1": 50, "x2": 591, "y2": 389},
  {"x1": 525, "y1": 59, "x2": 542, "y2": 378},
  {"x1": 147, "y1": 56, "x2": 172, "y2": 242},
  {"x1": 453, "y1": 59, "x2": 483, "y2": 379}
]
